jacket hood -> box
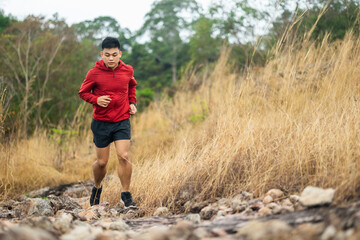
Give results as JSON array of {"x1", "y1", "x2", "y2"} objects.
[{"x1": 95, "y1": 60, "x2": 124, "y2": 71}]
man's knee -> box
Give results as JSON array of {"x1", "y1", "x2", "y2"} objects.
[
  {"x1": 94, "y1": 159, "x2": 108, "y2": 168},
  {"x1": 117, "y1": 152, "x2": 129, "y2": 162}
]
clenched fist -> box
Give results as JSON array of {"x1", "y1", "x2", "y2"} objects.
[
  {"x1": 97, "y1": 95, "x2": 111, "y2": 107},
  {"x1": 129, "y1": 104, "x2": 137, "y2": 115}
]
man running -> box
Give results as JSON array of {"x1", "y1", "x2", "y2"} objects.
[{"x1": 79, "y1": 37, "x2": 137, "y2": 208}]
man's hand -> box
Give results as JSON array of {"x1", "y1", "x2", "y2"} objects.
[
  {"x1": 97, "y1": 95, "x2": 111, "y2": 107},
  {"x1": 129, "y1": 104, "x2": 137, "y2": 115}
]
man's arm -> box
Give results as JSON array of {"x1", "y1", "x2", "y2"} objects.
[{"x1": 79, "y1": 70, "x2": 98, "y2": 104}]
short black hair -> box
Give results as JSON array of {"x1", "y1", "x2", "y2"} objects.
[{"x1": 101, "y1": 37, "x2": 120, "y2": 50}]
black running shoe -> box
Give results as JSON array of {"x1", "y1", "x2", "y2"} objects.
[
  {"x1": 120, "y1": 192, "x2": 136, "y2": 208},
  {"x1": 90, "y1": 185, "x2": 102, "y2": 206}
]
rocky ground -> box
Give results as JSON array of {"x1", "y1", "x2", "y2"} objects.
[{"x1": 0, "y1": 181, "x2": 360, "y2": 240}]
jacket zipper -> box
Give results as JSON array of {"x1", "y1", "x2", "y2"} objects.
[{"x1": 113, "y1": 69, "x2": 115, "y2": 78}]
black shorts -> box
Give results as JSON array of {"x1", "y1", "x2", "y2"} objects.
[{"x1": 91, "y1": 118, "x2": 131, "y2": 148}]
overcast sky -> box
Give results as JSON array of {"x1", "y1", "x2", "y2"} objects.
[{"x1": 0, "y1": 0, "x2": 214, "y2": 32}]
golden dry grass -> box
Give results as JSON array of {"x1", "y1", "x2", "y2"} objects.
[
  {"x1": 0, "y1": 130, "x2": 93, "y2": 199},
  {"x1": 101, "y1": 32, "x2": 360, "y2": 212},
  {"x1": 1, "y1": 30, "x2": 360, "y2": 217}
]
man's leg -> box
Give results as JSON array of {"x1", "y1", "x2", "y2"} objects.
[
  {"x1": 114, "y1": 140, "x2": 132, "y2": 191},
  {"x1": 93, "y1": 145, "x2": 110, "y2": 188}
]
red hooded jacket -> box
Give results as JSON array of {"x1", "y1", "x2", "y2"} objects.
[{"x1": 78, "y1": 60, "x2": 137, "y2": 122}]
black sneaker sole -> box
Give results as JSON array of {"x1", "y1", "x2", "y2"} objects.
[{"x1": 120, "y1": 199, "x2": 137, "y2": 209}]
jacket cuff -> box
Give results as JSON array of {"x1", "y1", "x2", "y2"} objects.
[{"x1": 130, "y1": 102, "x2": 137, "y2": 107}]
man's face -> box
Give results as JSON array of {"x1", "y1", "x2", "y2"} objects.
[{"x1": 100, "y1": 48, "x2": 122, "y2": 69}]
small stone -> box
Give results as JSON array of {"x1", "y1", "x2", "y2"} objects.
[
  {"x1": 232, "y1": 192, "x2": 253, "y2": 202},
  {"x1": 300, "y1": 186, "x2": 335, "y2": 207},
  {"x1": 231, "y1": 199, "x2": 246, "y2": 213},
  {"x1": 97, "y1": 205, "x2": 110, "y2": 218},
  {"x1": 124, "y1": 209, "x2": 139, "y2": 219},
  {"x1": 109, "y1": 219, "x2": 130, "y2": 231},
  {"x1": 321, "y1": 225, "x2": 336, "y2": 240},
  {"x1": 200, "y1": 206, "x2": 216, "y2": 220},
  {"x1": 258, "y1": 207, "x2": 272, "y2": 216},
  {"x1": 78, "y1": 208, "x2": 99, "y2": 221},
  {"x1": 266, "y1": 189, "x2": 284, "y2": 200},
  {"x1": 281, "y1": 198, "x2": 293, "y2": 207},
  {"x1": 184, "y1": 214, "x2": 201, "y2": 224},
  {"x1": 281, "y1": 205, "x2": 295, "y2": 213},
  {"x1": 263, "y1": 195, "x2": 273, "y2": 204},
  {"x1": 217, "y1": 198, "x2": 230, "y2": 206},
  {"x1": 290, "y1": 195, "x2": 300, "y2": 203},
  {"x1": 153, "y1": 207, "x2": 169, "y2": 217},
  {"x1": 216, "y1": 210, "x2": 227, "y2": 217},
  {"x1": 296, "y1": 222, "x2": 326, "y2": 238},
  {"x1": 248, "y1": 200, "x2": 264, "y2": 211},
  {"x1": 184, "y1": 201, "x2": 207, "y2": 213},
  {"x1": 267, "y1": 202, "x2": 280, "y2": 209},
  {"x1": 271, "y1": 205, "x2": 284, "y2": 215}
]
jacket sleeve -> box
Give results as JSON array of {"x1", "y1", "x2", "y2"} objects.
[
  {"x1": 78, "y1": 70, "x2": 98, "y2": 105},
  {"x1": 128, "y1": 70, "x2": 137, "y2": 104}
]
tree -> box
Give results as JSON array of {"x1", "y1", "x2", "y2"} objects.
[
  {"x1": 209, "y1": 0, "x2": 269, "y2": 67},
  {"x1": 265, "y1": 0, "x2": 360, "y2": 50},
  {"x1": 189, "y1": 15, "x2": 221, "y2": 65},
  {"x1": 0, "y1": 9, "x2": 13, "y2": 33},
  {"x1": 0, "y1": 16, "x2": 77, "y2": 134},
  {"x1": 74, "y1": 16, "x2": 132, "y2": 51},
  {"x1": 139, "y1": 0, "x2": 200, "y2": 84}
]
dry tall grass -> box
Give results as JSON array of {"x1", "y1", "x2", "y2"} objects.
[
  {"x1": 100, "y1": 32, "x2": 360, "y2": 213},
  {"x1": 0, "y1": 126, "x2": 94, "y2": 200},
  {"x1": 1, "y1": 30, "x2": 359, "y2": 216}
]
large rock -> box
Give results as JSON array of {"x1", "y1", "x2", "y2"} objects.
[
  {"x1": 24, "y1": 216, "x2": 57, "y2": 234},
  {"x1": 60, "y1": 225, "x2": 102, "y2": 240},
  {"x1": 24, "y1": 198, "x2": 53, "y2": 217},
  {"x1": 53, "y1": 212, "x2": 73, "y2": 234},
  {"x1": 48, "y1": 195, "x2": 82, "y2": 213},
  {"x1": 28, "y1": 187, "x2": 50, "y2": 198},
  {"x1": 236, "y1": 220, "x2": 292, "y2": 240},
  {"x1": 0, "y1": 226, "x2": 57, "y2": 240},
  {"x1": 299, "y1": 186, "x2": 335, "y2": 207}
]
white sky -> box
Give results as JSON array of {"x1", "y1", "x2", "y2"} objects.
[{"x1": 0, "y1": 0, "x2": 214, "y2": 32}]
